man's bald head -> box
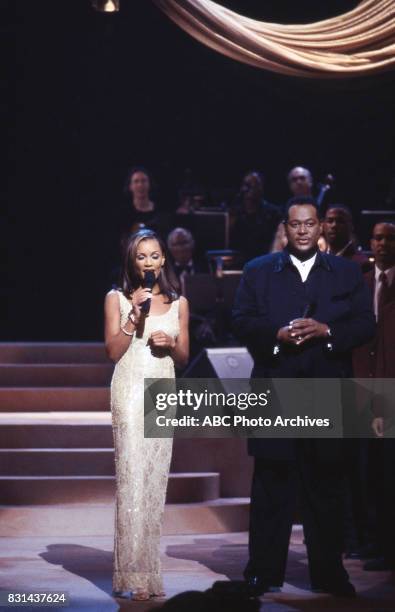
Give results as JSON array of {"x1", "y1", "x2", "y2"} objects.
[
  {"x1": 287, "y1": 166, "x2": 313, "y2": 197},
  {"x1": 167, "y1": 227, "x2": 195, "y2": 265}
]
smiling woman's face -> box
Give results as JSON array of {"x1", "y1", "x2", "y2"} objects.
[{"x1": 134, "y1": 238, "x2": 165, "y2": 280}]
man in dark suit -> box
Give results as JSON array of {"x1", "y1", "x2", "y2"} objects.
[
  {"x1": 353, "y1": 221, "x2": 395, "y2": 571},
  {"x1": 232, "y1": 197, "x2": 376, "y2": 597},
  {"x1": 167, "y1": 227, "x2": 205, "y2": 285},
  {"x1": 323, "y1": 205, "x2": 372, "y2": 273},
  {"x1": 322, "y1": 205, "x2": 372, "y2": 557},
  {"x1": 353, "y1": 221, "x2": 395, "y2": 380}
]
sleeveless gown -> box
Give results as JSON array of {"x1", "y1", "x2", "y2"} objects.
[{"x1": 110, "y1": 290, "x2": 179, "y2": 594}]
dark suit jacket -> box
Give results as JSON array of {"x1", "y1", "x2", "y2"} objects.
[
  {"x1": 352, "y1": 271, "x2": 395, "y2": 420},
  {"x1": 375, "y1": 302, "x2": 395, "y2": 377},
  {"x1": 340, "y1": 242, "x2": 372, "y2": 274},
  {"x1": 232, "y1": 250, "x2": 376, "y2": 459},
  {"x1": 353, "y1": 270, "x2": 395, "y2": 379}
]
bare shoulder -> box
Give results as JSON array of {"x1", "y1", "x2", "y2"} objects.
[
  {"x1": 105, "y1": 288, "x2": 120, "y2": 299},
  {"x1": 104, "y1": 289, "x2": 120, "y2": 309},
  {"x1": 178, "y1": 295, "x2": 189, "y2": 316}
]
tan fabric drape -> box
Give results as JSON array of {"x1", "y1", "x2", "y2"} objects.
[{"x1": 153, "y1": 0, "x2": 395, "y2": 78}]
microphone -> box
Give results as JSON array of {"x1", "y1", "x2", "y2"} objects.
[
  {"x1": 273, "y1": 301, "x2": 316, "y2": 356},
  {"x1": 140, "y1": 270, "x2": 156, "y2": 315},
  {"x1": 302, "y1": 301, "x2": 316, "y2": 319},
  {"x1": 301, "y1": 301, "x2": 333, "y2": 351}
]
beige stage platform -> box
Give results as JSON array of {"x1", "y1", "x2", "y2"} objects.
[
  {"x1": 1, "y1": 344, "x2": 394, "y2": 610},
  {"x1": 1, "y1": 529, "x2": 395, "y2": 611}
]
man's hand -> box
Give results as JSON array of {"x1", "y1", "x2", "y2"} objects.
[{"x1": 277, "y1": 318, "x2": 329, "y2": 346}]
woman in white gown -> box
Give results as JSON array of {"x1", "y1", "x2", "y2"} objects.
[{"x1": 104, "y1": 229, "x2": 189, "y2": 601}]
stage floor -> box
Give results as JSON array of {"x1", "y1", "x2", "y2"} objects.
[{"x1": 1, "y1": 528, "x2": 394, "y2": 611}]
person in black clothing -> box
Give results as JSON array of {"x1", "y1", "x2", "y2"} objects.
[
  {"x1": 119, "y1": 166, "x2": 170, "y2": 243},
  {"x1": 287, "y1": 166, "x2": 336, "y2": 214},
  {"x1": 230, "y1": 171, "x2": 282, "y2": 262},
  {"x1": 121, "y1": 166, "x2": 156, "y2": 231},
  {"x1": 167, "y1": 227, "x2": 215, "y2": 366},
  {"x1": 110, "y1": 166, "x2": 171, "y2": 286},
  {"x1": 232, "y1": 196, "x2": 376, "y2": 598},
  {"x1": 323, "y1": 205, "x2": 371, "y2": 272},
  {"x1": 167, "y1": 227, "x2": 203, "y2": 282},
  {"x1": 353, "y1": 221, "x2": 395, "y2": 571}
]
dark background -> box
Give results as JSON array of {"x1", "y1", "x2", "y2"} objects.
[{"x1": 4, "y1": 0, "x2": 395, "y2": 340}]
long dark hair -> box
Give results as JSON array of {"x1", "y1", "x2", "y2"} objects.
[{"x1": 120, "y1": 229, "x2": 180, "y2": 303}]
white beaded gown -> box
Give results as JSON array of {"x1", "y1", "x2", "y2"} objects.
[{"x1": 110, "y1": 289, "x2": 180, "y2": 594}]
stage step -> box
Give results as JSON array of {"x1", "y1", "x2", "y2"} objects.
[
  {"x1": 0, "y1": 498, "x2": 249, "y2": 536},
  {"x1": 0, "y1": 414, "x2": 252, "y2": 498},
  {"x1": 0, "y1": 388, "x2": 109, "y2": 412},
  {"x1": 0, "y1": 448, "x2": 116, "y2": 476},
  {"x1": 0, "y1": 472, "x2": 220, "y2": 505},
  {"x1": 0, "y1": 413, "x2": 112, "y2": 448},
  {"x1": 0, "y1": 364, "x2": 113, "y2": 387},
  {"x1": 0, "y1": 336, "x2": 253, "y2": 533},
  {"x1": 0, "y1": 343, "x2": 108, "y2": 364}
]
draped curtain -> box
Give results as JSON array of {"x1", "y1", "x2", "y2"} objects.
[{"x1": 153, "y1": 0, "x2": 395, "y2": 78}]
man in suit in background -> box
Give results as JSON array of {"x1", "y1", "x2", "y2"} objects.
[
  {"x1": 232, "y1": 197, "x2": 376, "y2": 597},
  {"x1": 323, "y1": 205, "x2": 371, "y2": 272},
  {"x1": 353, "y1": 221, "x2": 395, "y2": 380},
  {"x1": 322, "y1": 204, "x2": 372, "y2": 556},
  {"x1": 167, "y1": 227, "x2": 199, "y2": 285},
  {"x1": 353, "y1": 221, "x2": 395, "y2": 571}
]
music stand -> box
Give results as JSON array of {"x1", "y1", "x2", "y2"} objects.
[
  {"x1": 173, "y1": 211, "x2": 229, "y2": 251},
  {"x1": 219, "y1": 271, "x2": 243, "y2": 309}
]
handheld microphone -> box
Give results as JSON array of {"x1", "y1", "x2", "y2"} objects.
[
  {"x1": 300, "y1": 301, "x2": 333, "y2": 351},
  {"x1": 302, "y1": 301, "x2": 316, "y2": 319},
  {"x1": 141, "y1": 270, "x2": 156, "y2": 315},
  {"x1": 273, "y1": 301, "x2": 317, "y2": 356}
]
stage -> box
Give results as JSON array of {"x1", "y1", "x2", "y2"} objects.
[
  {"x1": 1, "y1": 346, "x2": 394, "y2": 610},
  {"x1": 1, "y1": 528, "x2": 394, "y2": 611}
]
